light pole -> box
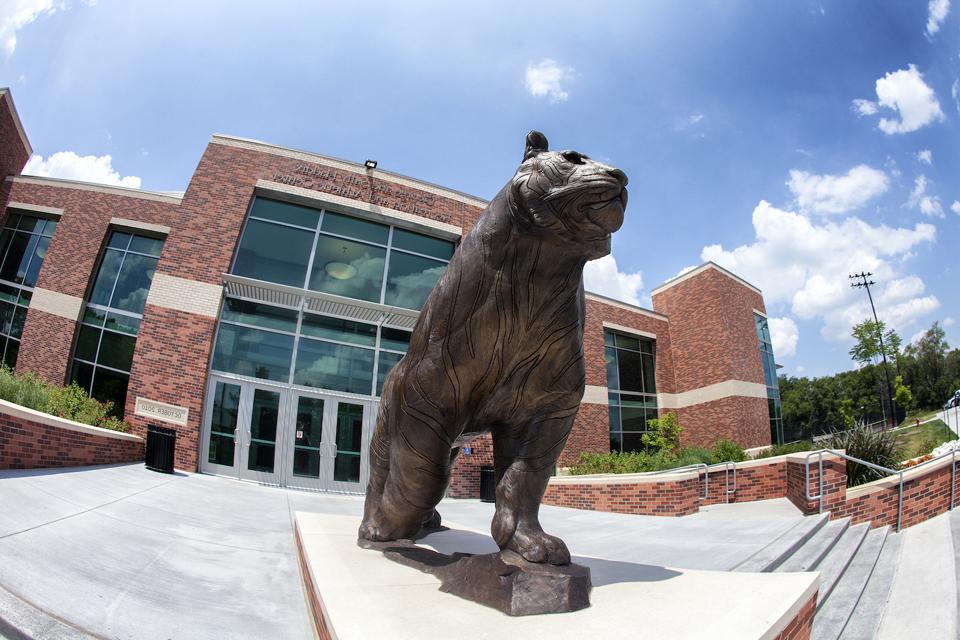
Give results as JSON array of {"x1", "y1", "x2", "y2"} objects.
[{"x1": 850, "y1": 272, "x2": 896, "y2": 428}]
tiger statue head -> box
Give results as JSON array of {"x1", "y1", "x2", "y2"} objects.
[{"x1": 509, "y1": 130, "x2": 628, "y2": 260}]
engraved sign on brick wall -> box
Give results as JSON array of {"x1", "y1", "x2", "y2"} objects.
[{"x1": 135, "y1": 397, "x2": 189, "y2": 427}]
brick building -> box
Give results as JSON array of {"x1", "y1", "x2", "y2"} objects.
[{"x1": 0, "y1": 88, "x2": 782, "y2": 495}]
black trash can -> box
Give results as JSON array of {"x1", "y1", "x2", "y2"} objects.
[
  {"x1": 145, "y1": 424, "x2": 176, "y2": 473},
  {"x1": 479, "y1": 465, "x2": 496, "y2": 502}
]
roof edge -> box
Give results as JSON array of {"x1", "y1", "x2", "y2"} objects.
[
  {"x1": 0, "y1": 88, "x2": 33, "y2": 158},
  {"x1": 6, "y1": 175, "x2": 183, "y2": 204},
  {"x1": 650, "y1": 261, "x2": 762, "y2": 297},
  {"x1": 210, "y1": 133, "x2": 490, "y2": 209},
  {"x1": 584, "y1": 291, "x2": 668, "y2": 321}
]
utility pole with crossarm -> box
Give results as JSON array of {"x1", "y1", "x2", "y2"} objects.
[{"x1": 849, "y1": 271, "x2": 896, "y2": 428}]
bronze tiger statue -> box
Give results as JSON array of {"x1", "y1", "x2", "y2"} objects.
[{"x1": 359, "y1": 131, "x2": 627, "y2": 565}]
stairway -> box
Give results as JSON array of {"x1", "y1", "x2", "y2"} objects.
[{"x1": 733, "y1": 513, "x2": 903, "y2": 640}]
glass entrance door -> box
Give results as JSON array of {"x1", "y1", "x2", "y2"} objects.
[
  {"x1": 200, "y1": 376, "x2": 285, "y2": 485},
  {"x1": 201, "y1": 377, "x2": 372, "y2": 493},
  {"x1": 283, "y1": 392, "x2": 372, "y2": 493}
]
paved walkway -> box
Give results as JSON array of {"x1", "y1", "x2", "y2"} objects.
[{"x1": 0, "y1": 464, "x2": 805, "y2": 639}]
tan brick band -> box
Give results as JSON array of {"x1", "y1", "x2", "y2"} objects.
[
  {"x1": 146, "y1": 273, "x2": 222, "y2": 318},
  {"x1": 659, "y1": 379, "x2": 768, "y2": 409},
  {"x1": 29, "y1": 287, "x2": 83, "y2": 321}
]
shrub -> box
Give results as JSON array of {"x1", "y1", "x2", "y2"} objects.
[
  {"x1": 642, "y1": 412, "x2": 682, "y2": 452},
  {"x1": 826, "y1": 422, "x2": 899, "y2": 486},
  {"x1": 711, "y1": 439, "x2": 747, "y2": 464},
  {"x1": 676, "y1": 446, "x2": 713, "y2": 467},
  {"x1": 755, "y1": 440, "x2": 816, "y2": 458},
  {"x1": 0, "y1": 365, "x2": 130, "y2": 432}
]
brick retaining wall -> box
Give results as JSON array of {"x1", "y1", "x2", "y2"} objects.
[
  {"x1": 0, "y1": 400, "x2": 144, "y2": 470},
  {"x1": 536, "y1": 450, "x2": 960, "y2": 533}
]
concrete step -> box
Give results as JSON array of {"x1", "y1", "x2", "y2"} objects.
[
  {"x1": 838, "y1": 529, "x2": 900, "y2": 640},
  {"x1": 876, "y1": 514, "x2": 957, "y2": 639},
  {"x1": 815, "y1": 522, "x2": 871, "y2": 607},
  {"x1": 812, "y1": 526, "x2": 887, "y2": 640},
  {"x1": 777, "y1": 518, "x2": 850, "y2": 574},
  {"x1": 734, "y1": 512, "x2": 830, "y2": 573}
]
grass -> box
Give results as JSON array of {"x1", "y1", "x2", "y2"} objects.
[
  {"x1": 894, "y1": 419, "x2": 956, "y2": 460},
  {"x1": 898, "y1": 407, "x2": 943, "y2": 427}
]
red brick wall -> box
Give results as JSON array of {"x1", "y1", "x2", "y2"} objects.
[
  {"x1": 2, "y1": 181, "x2": 181, "y2": 388},
  {"x1": 834, "y1": 458, "x2": 960, "y2": 529},
  {"x1": 785, "y1": 456, "x2": 847, "y2": 515},
  {"x1": 652, "y1": 267, "x2": 766, "y2": 391},
  {"x1": 0, "y1": 92, "x2": 29, "y2": 179},
  {"x1": 702, "y1": 459, "x2": 786, "y2": 505},
  {"x1": 0, "y1": 409, "x2": 144, "y2": 470},
  {"x1": 447, "y1": 435, "x2": 494, "y2": 498},
  {"x1": 124, "y1": 306, "x2": 218, "y2": 471},
  {"x1": 773, "y1": 592, "x2": 817, "y2": 640},
  {"x1": 543, "y1": 476, "x2": 700, "y2": 516},
  {"x1": 675, "y1": 395, "x2": 770, "y2": 449}
]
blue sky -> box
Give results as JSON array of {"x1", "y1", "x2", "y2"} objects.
[{"x1": 1, "y1": 0, "x2": 958, "y2": 378}]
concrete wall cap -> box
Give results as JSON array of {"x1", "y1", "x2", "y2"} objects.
[
  {"x1": 548, "y1": 468, "x2": 699, "y2": 484},
  {"x1": 5, "y1": 176, "x2": 183, "y2": 204},
  {"x1": 846, "y1": 452, "x2": 957, "y2": 496},
  {"x1": 584, "y1": 292, "x2": 668, "y2": 321},
  {"x1": 0, "y1": 398, "x2": 143, "y2": 442},
  {"x1": 651, "y1": 261, "x2": 763, "y2": 297},
  {"x1": 784, "y1": 450, "x2": 845, "y2": 464}
]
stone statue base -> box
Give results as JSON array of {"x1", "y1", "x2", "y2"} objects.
[{"x1": 358, "y1": 538, "x2": 591, "y2": 616}]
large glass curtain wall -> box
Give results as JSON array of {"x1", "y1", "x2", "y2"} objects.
[
  {"x1": 232, "y1": 198, "x2": 455, "y2": 311},
  {"x1": 755, "y1": 313, "x2": 784, "y2": 445},
  {"x1": 604, "y1": 330, "x2": 658, "y2": 453},
  {"x1": 0, "y1": 211, "x2": 57, "y2": 367},
  {"x1": 70, "y1": 231, "x2": 164, "y2": 417},
  {"x1": 211, "y1": 298, "x2": 410, "y2": 397}
]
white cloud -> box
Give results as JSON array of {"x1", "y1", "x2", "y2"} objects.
[
  {"x1": 787, "y1": 165, "x2": 888, "y2": 215},
  {"x1": 951, "y1": 201, "x2": 960, "y2": 215},
  {"x1": 23, "y1": 151, "x2": 141, "y2": 188},
  {"x1": 524, "y1": 59, "x2": 574, "y2": 103},
  {"x1": 688, "y1": 113, "x2": 705, "y2": 125},
  {"x1": 945, "y1": 317, "x2": 956, "y2": 327},
  {"x1": 769, "y1": 317, "x2": 799, "y2": 358},
  {"x1": 953, "y1": 80, "x2": 959, "y2": 114},
  {"x1": 0, "y1": 1, "x2": 96, "y2": 57},
  {"x1": 853, "y1": 65, "x2": 944, "y2": 134},
  {"x1": 908, "y1": 174, "x2": 945, "y2": 218},
  {"x1": 795, "y1": 365, "x2": 806, "y2": 374},
  {"x1": 584, "y1": 254, "x2": 643, "y2": 306},
  {"x1": 926, "y1": 0, "x2": 950, "y2": 37},
  {"x1": 852, "y1": 99, "x2": 878, "y2": 116},
  {"x1": 916, "y1": 149, "x2": 933, "y2": 165},
  {"x1": 701, "y1": 200, "x2": 938, "y2": 342}
]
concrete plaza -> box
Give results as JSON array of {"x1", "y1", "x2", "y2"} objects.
[{"x1": 0, "y1": 463, "x2": 807, "y2": 639}]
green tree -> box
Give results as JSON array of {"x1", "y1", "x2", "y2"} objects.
[
  {"x1": 902, "y1": 322, "x2": 950, "y2": 408},
  {"x1": 893, "y1": 375, "x2": 913, "y2": 411},
  {"x1": 849, "y1": 319, "x2": 902, "y2": 365},
  {"x1": 642, "y1": 412, "x2": 682, "y2": 452}
]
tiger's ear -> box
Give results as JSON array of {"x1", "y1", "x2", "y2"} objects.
[{"x1": 523, "y1": 130, "x2": 549, "y2": 161}]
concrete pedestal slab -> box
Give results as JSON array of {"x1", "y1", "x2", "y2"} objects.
[{"x1": 294, "y1": 512, "x2": 820, "y2": 640}]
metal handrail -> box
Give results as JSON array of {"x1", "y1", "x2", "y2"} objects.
[
  {"x1": 649, "y1": 460, "x2": 739, "y2": 502},
  {"x1": 804, "y1": 448, "x2": 959, "y2": 532}
]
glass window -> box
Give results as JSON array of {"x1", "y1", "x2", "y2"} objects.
[
  {"x1": 293, "y1": 338, "x2": 374, "y2": 395},
  {"x1": 221, "y1": 299, "x2": 299, "y2": 333},
  {"x1": 300, "y1": 314, "x2": 377, "y2": 347},
  {"x1": 211, "y1": 324, "x2": 294, "y2": 382},
  {"x1": 392, "y1": 228, "x2": 454, "y2": 260},
  {"x1": 70, "y1": 231, "x2": 165, "y2": 416},
  {"x1": 605, "y1": 330, "x2": 658, "y2": 453},
  {"x1": 755, "y1": 313, "x2": 784, "y2": 445},
  {"x1": 321, "y1": 211, "x2": 388, "y2": 244},
  {"x1": 233, "y1": 219, "x2": 315, "y2": 287},
  {"x1": 309, "y1": 235, "x2": 386, "y2": 302},
  {"x1": 0, "y1": 210, "x2": 58, "y2": 367},
  {"x1": 384, "y1": 252, "x2": 446, "y2": 310},
  {"x1": 379, "y1": 327, "x2": 410, "y2": 352},
  {"x1": 230, "y1": 198, "x2": 452, "y2": 311},
  {"x1": 208, "y1": 381, "x2": 240, "y2": 467},
  {"x1": 377, "y1": 351, "x2": 404, "y2": 395},
  {"x1": 250, "y1": 198, "x2": 321, "y2": 229}
]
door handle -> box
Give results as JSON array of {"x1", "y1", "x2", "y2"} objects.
[
  {"x1": 233, "y1": 431, "x2": 238, "y2": 444},
  {"x1": 330, "y1": 443, "x2": 338, "y2": 459}
]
